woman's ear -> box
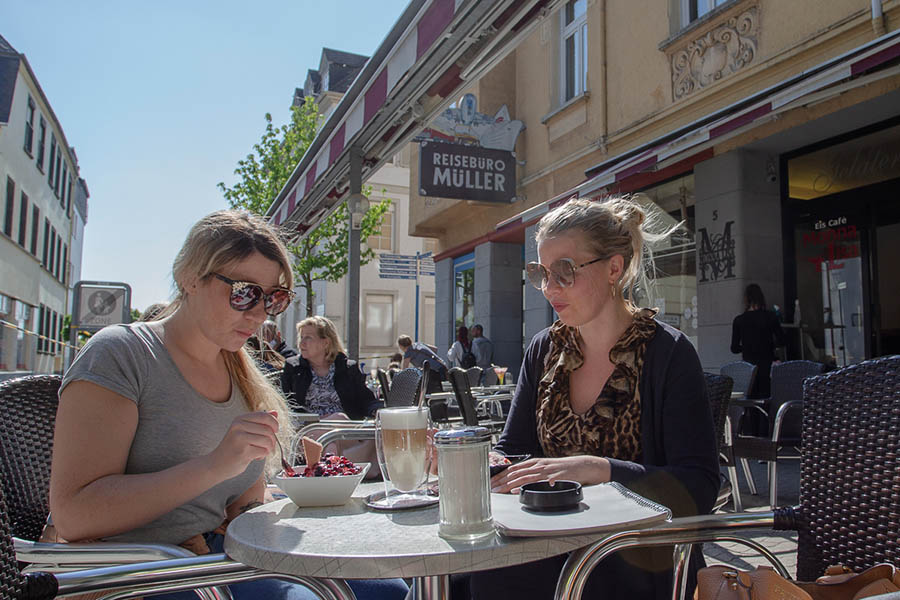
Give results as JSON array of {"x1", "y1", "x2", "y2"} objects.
[{"x1": 607, "y1": 254, "x2": 625, "y2": 284}]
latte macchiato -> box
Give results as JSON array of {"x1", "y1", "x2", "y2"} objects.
[{"x1": 378, "y1": 408, "x2": 428, "y2": 492}]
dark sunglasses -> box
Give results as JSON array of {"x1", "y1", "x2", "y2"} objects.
[
  {"x1": 212, "y1": 273, "x2": 295, "y2": 316},
  {"x1": 525, "y1": 256, "x2": 606, "y2": 290}
]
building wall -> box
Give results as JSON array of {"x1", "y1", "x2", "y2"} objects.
[
  {"x1": 0, "y1": 64, "x2": 83, "y2": 374},
  {"x1": 411, "y1": 0, "x2": 900, "y2": 369}
]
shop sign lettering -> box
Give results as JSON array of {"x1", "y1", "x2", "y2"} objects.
[
  {"x1": 418, "y1": 141, "x2": 517, "y2": 203},
  {"x1": 802, "y1": 223, "x2": 859, "y2": 272},
  {"x1": 698, "y1": 220, "x2": 736, "y2": 282}
]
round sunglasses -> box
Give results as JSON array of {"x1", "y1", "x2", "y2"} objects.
[
  {"x1": 212, "y1": 273, "x2": 295, "y2": 316},
  {"x1": 525, "y1": 256, "x2": 606, "y2": 290}
]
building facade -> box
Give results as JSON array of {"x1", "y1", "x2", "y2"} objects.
[
  {"x1": 275, "y1": 49, "x2": 436, "y2": 371},
  {"x1": 0, "y1": 34, "x2": 88, "y2": 377},
  {"x1": 406, "y1": 0, "x2": 900, "y2": 376}
]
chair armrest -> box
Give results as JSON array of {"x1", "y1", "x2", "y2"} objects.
[
  {"x1": 554, "y1": 508, "x2": 798, "y2": 600},
  {"x1": 772, "y1": 400, "x2": 802, "y2": 441},
  {"x1": 15, "y1": 538, "x2": 198, "y2": 572}
]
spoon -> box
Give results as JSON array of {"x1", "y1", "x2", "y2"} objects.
[{"x1": 275, "y1": 437, "x2": 295, "y2": 477}]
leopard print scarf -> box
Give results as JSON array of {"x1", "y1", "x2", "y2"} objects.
[{"x1": 536, "y1": 308, "x2": 658, "y2": 461}]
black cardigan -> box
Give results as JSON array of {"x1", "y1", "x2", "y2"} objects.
[
  {"x1": 495, "y1": 320, "x2": 719, "y2": 598},
  {"x1": 280, "y1": 353, "x2": 380, "y2": 420}
]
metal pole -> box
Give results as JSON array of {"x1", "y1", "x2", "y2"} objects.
[
  {"x1": 347, "y1": 148, "x2": 363, "y2": 362},
  {"x1": 415, "y1": 252, "x2": 421, "y2": 342}
]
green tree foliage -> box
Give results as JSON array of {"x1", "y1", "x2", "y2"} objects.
[
  {"x1": 218, "y1": 97, "x2": 321, "y2": 214},
  {"x1": 291, "y1": 197, "x2": 391, "y2": 316},
  {"x1": 218, "y1": 96, "x2": 393, "y2": 317}
]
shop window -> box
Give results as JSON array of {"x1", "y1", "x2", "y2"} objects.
[
  {"x1": 454, "y1": 252, "x2": 475, "y2": 330},
  {"x1": 24, "y1": 96, "x2": 35, "y2": 156},
  {"x1": 364, "y1": 293, "x2": 394, "y2": 348},
  {"x1": 367, "y1": 205, "x2": 394, "y2": 251},
  {"x1": 560, "y1": 0, "x2": 588, "y2": 103},
  {"x1": 636, "y1": 174, "x2": 699, "y2": 348}
]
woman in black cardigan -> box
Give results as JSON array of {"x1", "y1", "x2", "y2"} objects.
[
  {"x1": 281, "y1": 316, "x2": 381, "y2": 467},
  {"x1": 469, "y1": 197, "x2": 719, "y2": 600}
]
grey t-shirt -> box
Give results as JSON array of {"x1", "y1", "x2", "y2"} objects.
[
  {"x1": 60, "y1": 322, "x2": 264, "y2": 545},
  {"x1": 471, "y1": 336, "x2": 493, "y2": 368}
]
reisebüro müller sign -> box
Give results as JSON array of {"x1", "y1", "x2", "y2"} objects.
[{"x1": 418, "y1": 140, "x2": 516, "y2": 203}]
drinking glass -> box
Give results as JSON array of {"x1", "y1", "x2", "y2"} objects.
[
  {"x1": 493, "y1": 366, "x2": 508, "y2": 385},
  {"x1": 372, "y1": 406, "x2": 431, "y2": 509}
]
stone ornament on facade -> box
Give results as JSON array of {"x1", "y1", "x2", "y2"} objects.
[{"x1": 671, "y1": 6, "x2": 759, "y2": 100}]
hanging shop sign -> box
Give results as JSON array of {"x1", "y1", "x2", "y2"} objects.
[{"x1": 416, "y1": 93, "x2": 524, "y2": 204}]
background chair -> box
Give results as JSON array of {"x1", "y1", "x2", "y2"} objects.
[
  {"x1": 719, "y1": 361, "x2": 757, "y2": 399},
  {"x1": 383, "y1": 368, "x2": 421, "y2": 407},
  {"x1": 464, "y1": 366, "x2": 482, "y2": 388},
  {"x1": 482, "y1": 368, "x2": 498, "y2": 386},
  {"x1": 732, "y1": 359, "x2": 824, "y2": 508},
  {"x1": 375, "y1": 368, "x2": 391, "y2": 403},
  {"x1": 556, "y1": 354, "x2": 900, "y2": 599},
  {"x1": 447, "y1": 368, "x2": 505, "y2": 435}
]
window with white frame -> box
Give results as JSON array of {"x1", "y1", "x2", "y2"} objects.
[
  {"x1": 560, "y1": 0, "x2": 588, "y2": 103},
  {"x1": 24, "y1": 96, "x2": 35, "y2": 155},
  {"x1": 681, "y1": 0, "x2": 729, "y2": 27},
  {"x1": 366, "y1": 203, "x2": 394, "y2": 251},
  {"x1": 364, "y1": 293, "x2": 394, "y2": 348}
]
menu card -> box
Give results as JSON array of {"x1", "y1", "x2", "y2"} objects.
[{"x1": 491, "y1": 482, "x2": 671, "y2": 537}]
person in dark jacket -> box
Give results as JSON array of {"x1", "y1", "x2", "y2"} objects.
[
  {"x1": 731, "y1": 283, "x2": 785, "y2": 399},
  {"x1": 281, "y1": 316, "x2": 381, "y2": 470},
  {"x1": 469, "y1": 197, "x2": 719, "y2": 600}
]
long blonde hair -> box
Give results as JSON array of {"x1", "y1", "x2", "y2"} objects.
[
  {"x1": 535, "y1": 196, "x2": 675, "y2": 306},
  {"x1": 168, "y1": 210, "x2": 294, "y2": 470},
  {"x1": 297, "y1": 316, "x2": 345, "y2": 364}
]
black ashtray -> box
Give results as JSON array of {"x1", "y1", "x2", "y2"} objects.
[
  {"x1": 489, "y1": 454, "x2": 531, "y2": 477},
  {"x1": 519, "y1": 480, "x2": 583, "y2": 512}
]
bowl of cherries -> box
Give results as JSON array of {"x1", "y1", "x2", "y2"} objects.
[{"x1": 275, "y1": 455, "x2": 370, "y2": 508}]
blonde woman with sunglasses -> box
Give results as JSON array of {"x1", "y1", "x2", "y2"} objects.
[
  {"x1": 470, "y1": 197, "x2": 719, "y2": 600},
  {"x1": 49, "y1": 210, "x2": 408, "y2": 600}
]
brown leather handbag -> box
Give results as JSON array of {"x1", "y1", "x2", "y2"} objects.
[{"x1": 696, "y1": 564, "x2": 900, "y2": 600}]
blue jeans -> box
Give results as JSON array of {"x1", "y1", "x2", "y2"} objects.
[{"x1": 147, "y1": 533, "x2": 408, "y2": 600}]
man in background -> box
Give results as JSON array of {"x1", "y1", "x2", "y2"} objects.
[
  {"x1": 470, "y1": 324, "x2": 493, "y2": 370},
  {"x1": 261, "y1": 320, "x2": 298, "y2": 359},
  {"x1": 397, "y1": 334, "x2": 447, "y2": 393}
]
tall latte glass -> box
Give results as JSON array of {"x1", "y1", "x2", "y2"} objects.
[{"x1": 374, "y1": 406, "x2": 430, "y2": 508}]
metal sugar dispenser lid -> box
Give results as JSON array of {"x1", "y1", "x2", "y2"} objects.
[{"x1": 434, "y1": 426, "x2": 491, "y2": 446}]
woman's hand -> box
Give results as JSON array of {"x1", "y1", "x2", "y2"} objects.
[
  {"x1": 208, "y1": 411, "x2": 279, "y2": 479},
  {"x1": 489, "y1": 455, "x2": 610, "y2": 493}
]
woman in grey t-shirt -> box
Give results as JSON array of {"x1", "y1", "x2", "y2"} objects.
[{"x1": 50, "y1": 210, "x2": 407, "y2": 600}]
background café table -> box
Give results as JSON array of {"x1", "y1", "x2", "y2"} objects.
[{"x1": 225, "y1": 482, "x2": 669, "y2": 600}]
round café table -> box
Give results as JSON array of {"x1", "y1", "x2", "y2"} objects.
[{"x1": 225, "y1": 483, "x2": 630, "y2": 600}]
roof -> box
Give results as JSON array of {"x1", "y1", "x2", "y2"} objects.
[
  {"x1": 321, "y1": 48, "x2": 369, "y2": 68},
  {"x1": 0, "y1": 33, "x2": 16, "y2": 55}
]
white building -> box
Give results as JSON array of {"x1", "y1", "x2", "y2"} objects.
[
  {"x1": 0, "y1": 34, "x2": 88, "y2": 377},
  {"x1": 276, "y1": 49, "x2": 436, "y2": 372}
]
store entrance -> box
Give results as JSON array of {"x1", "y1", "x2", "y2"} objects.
[{"x1": 786, "y1": 177, "x2": 900, "y2": 366}]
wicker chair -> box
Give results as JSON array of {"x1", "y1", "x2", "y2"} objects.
[
  {"x1": 376, "y1": 368, "x2": 391, "y2": 403},
  {"x1": 732, "y1": 360, "x2": 825, "y2": 508},
  {"x1": 719, "y1": 361, "x2": 757, "y2": 398},
  {"x1": 554, "y1": 354, "x2": 900, "y2": 600},
  {"x1": 464, "y1": 366, "x2": 482, "y2": 388},
  {"x1": 384, "y1": 367, "x2": 421, "y2": 407},
  {"x1": 703, "y1": 373, "x2": 739, "y2": 512},
  {"x1": 447, "y1": 368, "x2": 480, "y2": 426}
]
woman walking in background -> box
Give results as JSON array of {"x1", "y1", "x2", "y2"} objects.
[
  {"x1": 447, "y1": 325, "x2": 472, "y2": 368},
  {"x1": 731, "y1": 283, "x2": 785, "y2": 399}
]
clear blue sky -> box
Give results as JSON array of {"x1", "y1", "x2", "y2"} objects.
[{"x1": 1, "y1": 1, "x2": 410, "y2": 311}]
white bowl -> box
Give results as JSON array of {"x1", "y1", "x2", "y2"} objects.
[{"x1": 274, "y1": 462, "x2": 370, "y2": 507}]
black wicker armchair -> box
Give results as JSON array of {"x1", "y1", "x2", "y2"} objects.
[
  {"x1": 554, "y1": 354, "x2": 900, "y2": 600},
  {"x1": 703, "y1": 373, "x2": 738, "y2": 511}
]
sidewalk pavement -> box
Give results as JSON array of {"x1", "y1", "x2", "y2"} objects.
[{"x1": 702, "y1": 458, "x2": 800, "y2": 578}]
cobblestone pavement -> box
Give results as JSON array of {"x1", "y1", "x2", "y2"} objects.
[{"x1": 702, "y1": 459, "x2": 800, "y2": 578}]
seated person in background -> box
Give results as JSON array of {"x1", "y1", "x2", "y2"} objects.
[
  {"x1": 471, "y1": 197, "x2": 718, "y2": 600},
  {"x1": 138, "y1": 301, "x2": 169, "y2": 321},
  {"x1": 281, "y1": 316, "x2": 381, "y2": 469},
  {"x1": 49, "y1": 210, "x2": 407, "y2": 600},
  {"x1": 261, "y1": 319, "x2": 297, "y2": 360},
  {"x1": 387, "y1": 352, "x2": 403, "y2": 379},
  {"x1": 245, "y1": 334, "x2": 284, "y2": 373},
  {"x1": 397, "y1": 334, "x2": 447, "y2": 393}
]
